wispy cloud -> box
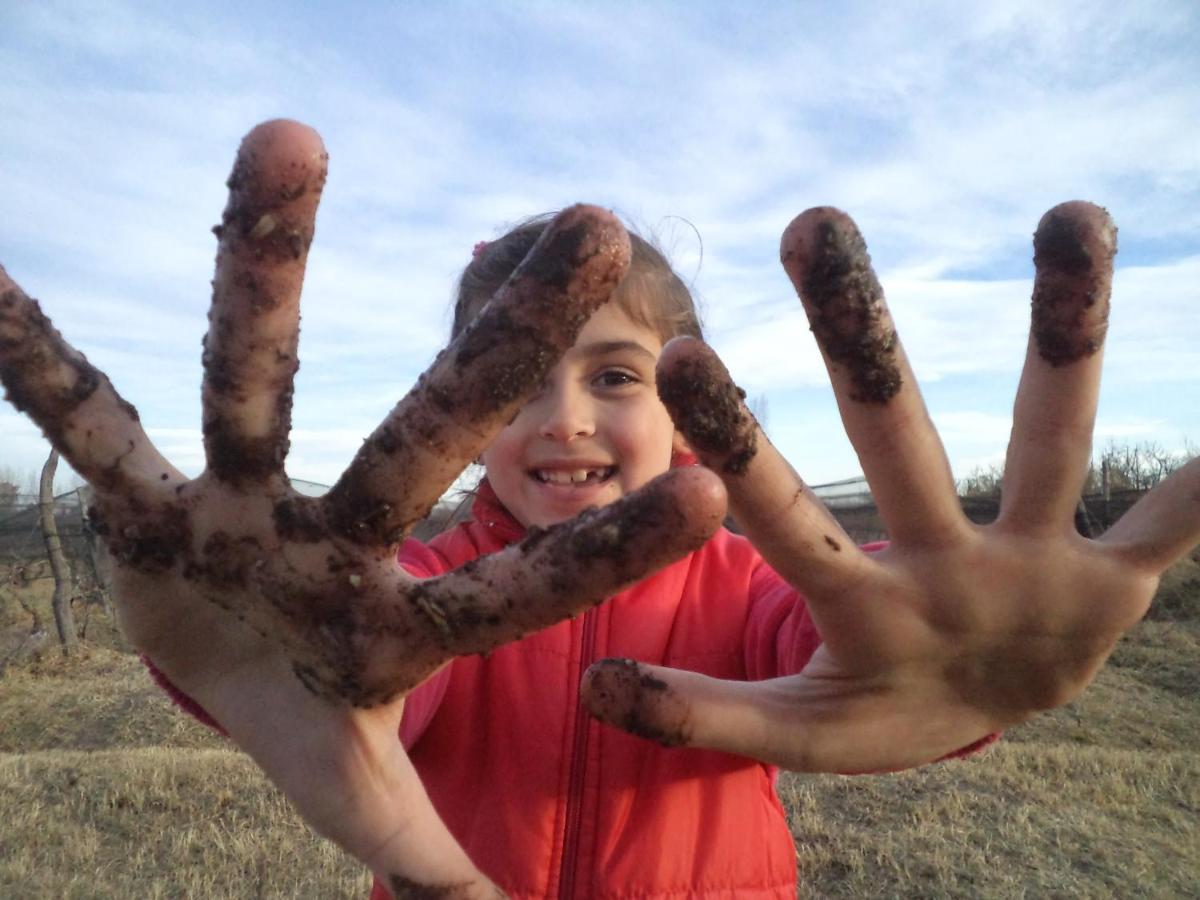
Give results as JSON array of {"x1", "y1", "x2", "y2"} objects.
[{"x1": 1, "y1": 0, "x2": 1196, "y2": 486}]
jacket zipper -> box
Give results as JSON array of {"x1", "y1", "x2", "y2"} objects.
[{"x1": 558, "y1": 608, "x2": 597, "y2": 900}]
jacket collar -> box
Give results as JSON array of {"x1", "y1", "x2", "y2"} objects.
[{"x1": 470, "y1": 479, "x2": 527, "y2": 544}]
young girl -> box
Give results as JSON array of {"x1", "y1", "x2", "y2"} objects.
[
  {"x1": 1, "y1": 120, "x2": 1196, "y2": 899},
  {"x1": 392, "y1": 217, "x2": 811, "y2": 898},
  {"x1": 386, "y1": 213, "x2": 1003, "y2": 899}
]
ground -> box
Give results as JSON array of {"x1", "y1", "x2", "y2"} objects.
[{"x1": 1, "y1": 556, "x2": 1197, "y2": 897}]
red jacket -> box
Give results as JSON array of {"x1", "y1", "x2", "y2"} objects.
[{"x1": 374, "y1": 483, "x2": 825, "y2": 900}]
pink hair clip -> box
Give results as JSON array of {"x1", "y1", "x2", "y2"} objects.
[{"x1": 472, "y1": 240, "x2": 489, "y2": 260}]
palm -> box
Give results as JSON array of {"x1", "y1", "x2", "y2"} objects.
[
  {"x1": 781, "y1": 532, "x2": 1154, "y2": 770},
  {"x1": 0, "y1": 120, "x2": 726, "y2": 894},
  {"x1": 586, "y1": 204, "x2": 1199, "y2": 774}
]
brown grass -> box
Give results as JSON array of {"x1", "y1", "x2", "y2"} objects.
[
  {"x1": 0, "y1": 647, "x2": 225, "y2": 753},
  {"x1": 1, "y1": 559, "x2": 1197, "y2": 897},
  {"x1": 0, "y1": 748, "x2": 372, "y2": 898},
  {"x1": 782, "y1": 743, "x2": 1198, "y2": 897}
]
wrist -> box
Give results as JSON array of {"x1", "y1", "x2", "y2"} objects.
[{"x1": 365, "y1": 830, "x2": 502, "y2": 899}]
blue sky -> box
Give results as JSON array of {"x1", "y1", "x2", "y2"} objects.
[{"x1": 2, "y1": 0, "x2": 1198, "y2": 494}]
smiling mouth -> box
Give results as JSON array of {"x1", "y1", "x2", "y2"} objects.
[{"x1": 532, "y1": 466, "x2": 617, "y2": 486}]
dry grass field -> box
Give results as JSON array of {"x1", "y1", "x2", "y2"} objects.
[{"x1": 1, "y1": 556, "x2": 1197, "y2": 898}]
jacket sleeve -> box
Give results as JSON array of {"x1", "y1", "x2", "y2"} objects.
[
  {"x1": 741, "y1": 560, "x2": 822, "y2": 682},
  {"x1": 741, "y1": 541, "x2": 889, "y2": 680},
  {"x1": 743, "y1": 540, "x2": 896, "y2": 679}
]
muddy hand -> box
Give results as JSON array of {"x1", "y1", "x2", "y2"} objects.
[
  {"x1": 0, "y1": 120, "x2": 725, "y2": 896},
  {"x1": 582, "y1": 203, "x2": 1200, "y2": 774}
]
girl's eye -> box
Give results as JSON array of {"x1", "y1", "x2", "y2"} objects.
[{"x1": 594, "y1": 369, "x2": 639, "y2": 388}]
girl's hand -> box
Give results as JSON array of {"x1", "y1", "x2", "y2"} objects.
[
  {"x1": 0, "y1": 120, "x2": 726, "y2": 896},
  {"x1": 583, "y1": 203, "x2": 1200, "y2": 774}
]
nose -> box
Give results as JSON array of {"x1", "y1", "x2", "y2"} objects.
[{"x1": 536, "y1": 380, "x2": 595, "y2": 442}]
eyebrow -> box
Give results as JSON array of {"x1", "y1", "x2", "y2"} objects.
[{"x1": 576, "y1": 339, "x2": 658, "y2": 361}]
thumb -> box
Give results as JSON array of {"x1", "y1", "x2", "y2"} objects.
[
  {"x1": 581, "y1": 658, "x2": 1000, "y2": 773},
  {"x1": 581, "y1": 658, "x2": 778, "y2": 756}
]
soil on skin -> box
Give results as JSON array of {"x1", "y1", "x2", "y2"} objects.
[
  {"x1": 1031, "y1": 204, "x2": 1116, "y2": 366},
  {"x1": 658, "y1": 353, "x2": 758, "y2": 474},
  {"x1": 586, "y1": 657, "x2": 690, "y2": 747},
  {"x1": 792, "y1": 216, "x2": 902, "y2": 404},
  {"x1": 388, "y1": 874, "x2": 473, "y2": 899},
  {"x1": 0, "y1": 286, "x2": 139, "y2": 485}
]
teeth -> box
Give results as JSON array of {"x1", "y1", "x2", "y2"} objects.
[{"x1": 536, "y1": 467, "x2": 611, "y2": 484}]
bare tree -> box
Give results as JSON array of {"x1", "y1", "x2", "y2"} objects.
[
  {"x1": 0, "y1": 480, "x2": 18, "y2": 514},
  {"x1": 39, "y1": 449, "x2": 78, "y2": 653},
  {"x1": 958, "y1": 463, "x2": 1004, "y2": 498},
  {"x1": 1091, "y1": 441, "x2": 1192, "y2": 493},
  {"x1": 960, "y1": 443, "x2": 1193, "y2": 500},
  {"x1": 0, "y1": 464, "x2": 39, "y2": 509}
]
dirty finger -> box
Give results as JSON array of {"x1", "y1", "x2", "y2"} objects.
[
  {"x1": 656, "y1": 337, "x2": 877, "y2": 613},
  {"x1": 998, "y1": 201, "x2": 1116, "y2": 534},
  {"x1": 417, "y1": 466, "x2": 723, "y2": 658},
  {"x1": 582, "y1": 657, "x2": 996, "y2": 773},
  {"x1": 384, "y1": 467, "x2": 726, "y2": 694},
  {"x1": 779, "y1": 208, "x2": 965, "y2": 545},
  {"x1": 0, "y1": 266, "x2": 178, "y2": 492},
  {"x1": 202, "y1": 119, "x2": 328, "y2": 487}
]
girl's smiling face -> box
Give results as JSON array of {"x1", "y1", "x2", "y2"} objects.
[{"x1": 481, "y1": 303, "x2": 683, "y2": 528}]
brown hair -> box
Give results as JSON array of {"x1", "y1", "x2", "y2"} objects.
[{"x1": 452, "y1": 213, "x2": 703, "y2": 343}]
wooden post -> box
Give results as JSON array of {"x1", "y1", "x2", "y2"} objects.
[
  {"x1": 39, "y1": 449, "x2": 78, "y2": 653},
  {"x1": 1101, "y1": 459, "x2": 1111, "y2": 529}
]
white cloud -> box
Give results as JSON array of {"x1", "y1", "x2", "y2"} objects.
[
  {"x1": 1, "y1": 0, "x2": 1197, "y2": 490},
  {"x1": 931, "y1": 411, "x2": 1014, "y2": 444},
  {"x1": 1106, "y1": 256, "x2": 1200, "y2": 382},
  {"x1": 1093, "y1": 419, "x2": 1170, "y2": 441},
  {"x1": 0, "y1": 412, "x2": 82, "y2": 491}
]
